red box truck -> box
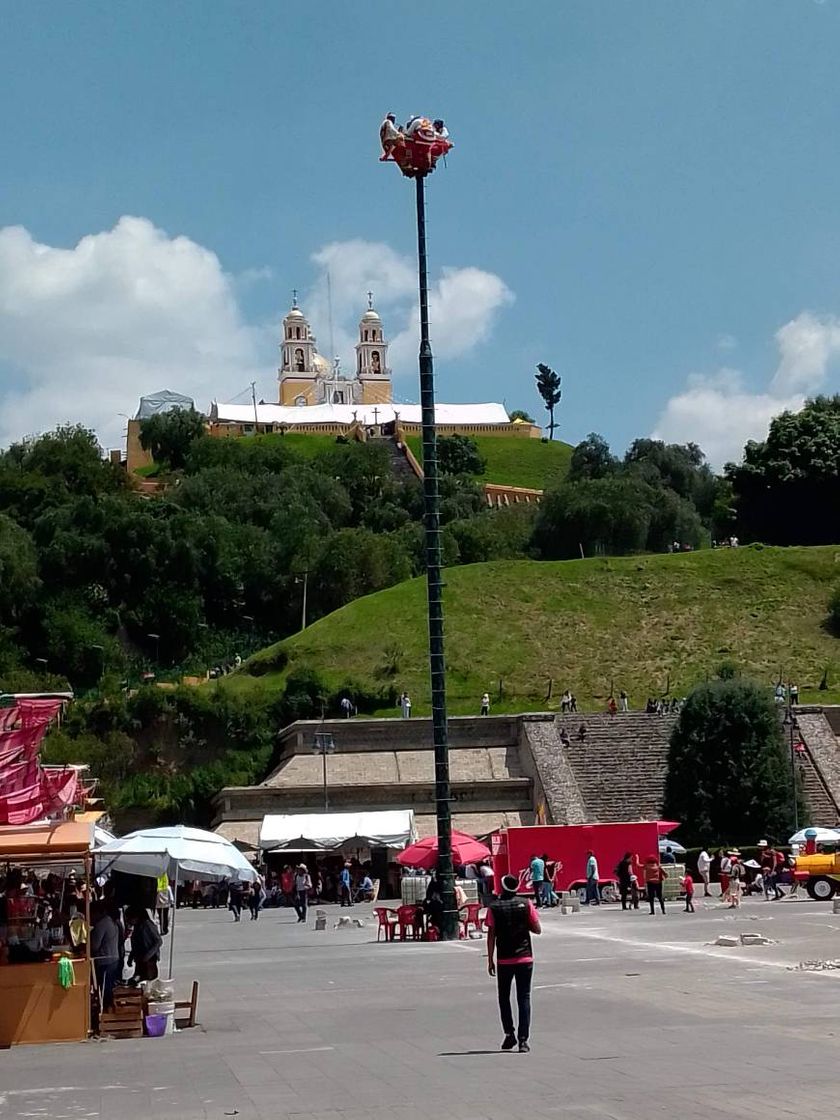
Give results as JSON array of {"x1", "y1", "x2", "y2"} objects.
[{"x1": 492, "y1": 821, "x2": 680, "y2": 899}]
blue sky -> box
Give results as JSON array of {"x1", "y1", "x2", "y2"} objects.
[{"x1": 2, "y1": 1, "x2": 840, "y2": 462}]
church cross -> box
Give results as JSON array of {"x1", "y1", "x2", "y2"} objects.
[
  {"x1": 367, "y1": 290, "x2": 373, "y2": 310},
  {"x1": 292, "y1": 288, "x2": 298, "y2": 308},
  {"x1": 372, "y1": 406, "x2": 380, "y2": 425}
]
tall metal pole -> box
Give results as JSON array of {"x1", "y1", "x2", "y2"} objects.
[
  {"x1": 322, "y1": 746, "x2": 329, "y2": 812},
  {"x1": 415, "y1": 174, "x2": 457, "y2": 940}
]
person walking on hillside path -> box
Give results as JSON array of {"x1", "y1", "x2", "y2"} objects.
[
  {"x1": 619, "y1": 689, "x2": 629, "y2": 712},
  {"x1": 643, "y1": 854, "x2": 667, "y2": 915},
  {"x1": 400, "y1": 692, "x2": 412, "y2": 719},
  {"x1": 481, "y1": 692, "x2": 491, "y2": 716},
  {"x1": 486, "y1": 873, "x2": 542, "y2": 1053}
]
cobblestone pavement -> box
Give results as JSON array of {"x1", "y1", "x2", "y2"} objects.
[{"x1": 3, "y1": 895, "x2": 840, "y2": 1119}]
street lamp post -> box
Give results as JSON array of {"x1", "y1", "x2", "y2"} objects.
[
  {"x1": 413, "y1": 173, "x2": 457, "y2": 940},
  {"x1": 785, "y1": 685, "x2": 800, "y2": 835},
  {"x1": 313, "y1": 731, "x2": 335, "y2": 811}
]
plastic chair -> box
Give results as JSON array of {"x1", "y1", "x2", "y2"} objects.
[
  {"x1": 459, "y1": 902, "x2": 482, "y2": 939},
  {"x1": 396, "y1": 904, "x2": 422, "y2": 941},
  {"x1": 374, "y1": 907, "x2": 397, "y2": 942}
]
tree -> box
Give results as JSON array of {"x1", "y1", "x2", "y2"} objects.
[
  {"x1": 139, "y1": 407, "x2": 206, "y2": 470},
  {"x1": 663, "y1": 678, "x2": 797, "y2": 844},
  {"x1": 568, "y1": 433, "x2": 617, "y2": 481},
  {"x1": 436, "y1": 434, "x2": 486, "y2": 477},
  {"x1": 0, "y1": 514, "x2": 39, "y2": 623},
  {"x1": 509, "y1": 408, "x2": 535, "y2": 424},
  {"x1": 726, "y1": 395, "x2": 840, "y2": 544},
  {"x1": 535, "y1": 363, "x2": 562, "y2": 441}
]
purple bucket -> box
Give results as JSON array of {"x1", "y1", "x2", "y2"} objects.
[{"x1": 145, "y1": 1014, "x2": 167, "y2": 1037}]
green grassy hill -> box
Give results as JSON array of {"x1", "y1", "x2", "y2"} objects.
[
  {"x1": 219, "y1": 545, "x2": 840, "y2": 714},
  {"x1": 405, "y1": 435, "x2": 572, "y2": 490}
]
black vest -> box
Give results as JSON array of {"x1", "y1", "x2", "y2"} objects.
[{"x1": 489, "y1": 896, "x2": 532, "y2": 960}]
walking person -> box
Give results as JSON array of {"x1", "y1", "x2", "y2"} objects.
[
  {"x1": 486, "y1": 874, "x2": 542, "y2": 1053},
  {"x1": 727, "y1": 852, "x2": 743, "y2": 909},
  {"x1": 619, "y1": 689, "x2": 629, "y2": 712},
  {"x1": 400, "y1": 692, "x2": 412, "y2": 719},
  {"x1": 682, "y1": 870, "x2": 695, "y2": 913},
  {"x1": 529, "y1": 853, "x2": 546, "y2": 908},
  {"x1": 697, "y1": 847, "x2": 712, "y2": 897},
  {"x1": 249, "y1": 877, "x2": 264, "y2": 920},
  {"x1": 228, "y1": 880, "x2": 243, "y2": 922},
  {"x1": 339, "y1": 862, "x2": 353, "y2": 907},
  {"x1": 480, "y1": 692, "x2": 491, "y2": 716},
  {"x1": 643, "y1": 853, "x2": 667, "y2": 915},
  {"x1": 294, "y1": 863, "x2": 312, "y2": 923},
  {"x1": 616, "y1": 851, "x2": 634, "y2": 910},
  {"x1": 718, "y1": 849, "x2": 731, "y2": 899},
  {"x1": 155, "y1": 874, "x2": 173, "y2": 935},
  {"x1": 584, "y1": 850, "x2": 600, "y2": 905}
]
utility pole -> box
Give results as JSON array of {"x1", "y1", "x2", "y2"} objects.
[
  {"x1": 414, "y1": 174, "x2": 456, "y2": 940},
  {"x1": 251, "y1": 381, "x2": 259, "y2": 428}
]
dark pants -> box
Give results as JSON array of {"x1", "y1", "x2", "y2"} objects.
[
  {"x1": 95, "y1": 958, "x2": 121, "y2": 1010},
  {"x1": 249, "y1": 897, "x2": 261, "y2": 920},
  {"x1": 585, "y1": 877, "x2": 600, "y2": 905},
  {"x1": 619, "y1": 882, "x2": 637, "y2": 910},
  {"x1": 647, "y1": 881, "x2": 665, "y2": 913},
  {"x1": 497, "y1": 962, "x2": 533, "y2": 1041},
  {"x1": 684, "y1": 892, "x2": 695, "y2": 912},
  {"x1": 229, "y1": 899, "x2": 242, "y2": 921},
  {"x1": 294, "y1": 890, "x2": 308, "y2": 922},
  {"x1": 157, "y1": 907, "x2": 170, "y2": 935}
]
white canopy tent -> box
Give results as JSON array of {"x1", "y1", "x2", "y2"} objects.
[
  {"x1": 259, "y1": 810, "x2": 416, "y2": 852},
  {"x1": 788, "y1": 826, "x2": 840, "y2": 846},
  {"x1": 96, "y1": 825, "x2": 258, "y2": 977}
]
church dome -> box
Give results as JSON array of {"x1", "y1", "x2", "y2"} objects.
[
  {"x1": 360, "y1": 308, "x2": 381, "y2": 322},
  {"x1": 285, "y1": 307, "x2": 305, "y2": 321}
]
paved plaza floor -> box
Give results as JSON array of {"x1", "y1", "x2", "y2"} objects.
[{"x1": 3, "y1": 894, "x2": 840, "y2": 1119}]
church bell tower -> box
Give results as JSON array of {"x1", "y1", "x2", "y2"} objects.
[
  {"x1": 355, "y1": 293, "x2": 392, "y2": 406},
  {"x1": 278, "y1": 293, "x2": 322, "y2": 405}
]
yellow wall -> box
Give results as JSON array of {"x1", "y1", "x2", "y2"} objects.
[
  {"x1": 359, "y1": 379, "x2": 393, "y2": 405},
  {"x1": 126, "y1": 418, "x2": 153, "y2": 473},
  {"x1": 279, "y1": 378, "x2": 318, "y2": 406}
]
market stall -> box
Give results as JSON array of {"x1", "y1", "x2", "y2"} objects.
[
  {"x1": 0, "y1": 819, "x2": 93, "y2": 1047},
  {"x1": 96, "y1": 825, "x2": 258, "y2": 978}
]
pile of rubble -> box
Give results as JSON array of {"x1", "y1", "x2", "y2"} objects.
[
  {"x1": 713, "y1": 932, "x2": 775, "y2": 947},
  {"x1": 792, "y1": 959, "x2": 840, "y2": 971}
]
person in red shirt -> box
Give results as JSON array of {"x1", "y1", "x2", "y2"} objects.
[
  {"x1": 682, "y1": 871, "x2": 695, "y2": 913},
  {"x1": 486, "y1": 874, "x2": 542, "y2": 1052}
]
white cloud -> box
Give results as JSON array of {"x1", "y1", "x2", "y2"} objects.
[
  {"x1": 716, "y1": 332, "x2": 737, "y2": 351},
  {"x1": 305, "y1": 239, "x2": 513, "y2": 389},
  {"x1": 654, "y1": 310, "x2": 840, "y2": 467},
  {"x1": 771, "y1": 311, "x2": 840, "y2": 395},
  {"x1": 0, "y1": 216, "x2": 268, "y2": 450}
]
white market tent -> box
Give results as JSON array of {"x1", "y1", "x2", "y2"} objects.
[{"x1": 259, "y1": 810, "x2": 416, "y2": 852}]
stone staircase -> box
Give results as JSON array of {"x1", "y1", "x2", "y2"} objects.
[
  {"x1": 792, "y1": 710, "x2": 840, "y2": 826},
  {"x1": 521, "y1": 711, "x2": 675, "y2": 823},
  {"x1": 370, "y1": 435, "x2": 420, "y2": 483}
]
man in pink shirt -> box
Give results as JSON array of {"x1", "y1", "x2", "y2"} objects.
[{"x1": 486, "y1": 873, "x2": 542, "y2": 1052}]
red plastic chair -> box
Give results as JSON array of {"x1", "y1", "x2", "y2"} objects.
[
  {"x1": 396, "y1": 904, "x2": 423, "y2": 941},
  {"x1": 374, "y1": 907, "x2": 397, "y2": 942},
  {"x1": 459, "y1": 902, "x2": 482, "y2": 939}
]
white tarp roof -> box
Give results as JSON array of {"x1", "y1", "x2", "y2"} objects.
[
  {"x1": 211, "y1": 401, "x2": 510, "y2": 427},
  {"x1": 136, "y1": 389, "x2": 197, "y2": 420},
  {"x1": 259, "y1": 810, "x2": 416, "y2": 851}
]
